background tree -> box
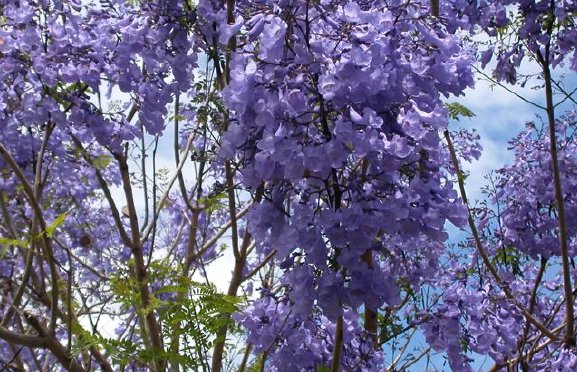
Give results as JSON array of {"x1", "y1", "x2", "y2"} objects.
[
  {"x1": 423, "y1": 0, "x2": 577, "y2": 370},
  {"x1": 0, "y1": 1, "x2": 261, "y2": 370}
]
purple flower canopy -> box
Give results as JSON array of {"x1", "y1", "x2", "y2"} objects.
[{"x1": 1, "y1": 0, "x2": 577, "y2": 370}]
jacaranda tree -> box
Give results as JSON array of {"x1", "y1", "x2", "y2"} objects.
[{"x1": 0, "y1": 0, "x2": 576, "y2": 371}]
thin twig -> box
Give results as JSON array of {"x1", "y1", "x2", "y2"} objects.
[
  {"x1": 473, "y1": 66, "x2": 546, "y2": 111},
  {"x1": 386, "y1": 328, "x2": 418, "y2": 371},
  {"x1": 70, "y1": 137, "x2": 133, "y2": 248},
  {"x1": 242, "y1": 250, "x2": 276, "y2": 283},
  {"x1": 517, "y1": 256, "x2": 547, "y2": 366},
  {"x1": 140, "y1": 130, "x2": 197, "y2": 243}
]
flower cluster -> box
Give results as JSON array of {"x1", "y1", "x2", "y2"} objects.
[
  {"x1": 496, "y1": 114, "x2": 577, "y2": 259},
  {"x1": 198, "y1": 0, "x2": 480, "y2": 368},
  {"x1": 234, "y1": 293, "x2": 383, "y2": 371}
]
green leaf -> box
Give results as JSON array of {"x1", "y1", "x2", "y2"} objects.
[
  {"x1": 45, "y1": 211, "x2": 68, "y2": 238},
  {"x1": 199, "y1": 192, "x2": 227, "y2": 214},
  {"x1": 492, "y1": 245, "x2": 524, "y2": 275},
  {"x1": 446, "y1": 102, "x2": 476, "y2": 121},
  {"x1": 92, "y1": 155, "x2": 112, "y2": 170},
  {"x1": 0, "y1": 237, "x2": 28, "y2": 248}
]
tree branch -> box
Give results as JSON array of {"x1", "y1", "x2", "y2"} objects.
[
  {"x1": 444, "y1": 130, "x2": 558, "y2": 342},
  {"x1": 114, "y1": 151, "x2": 166, "y2": 371},
  {"x1": 0, "y1": 143, "x2": 60, "y2": 335}
]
